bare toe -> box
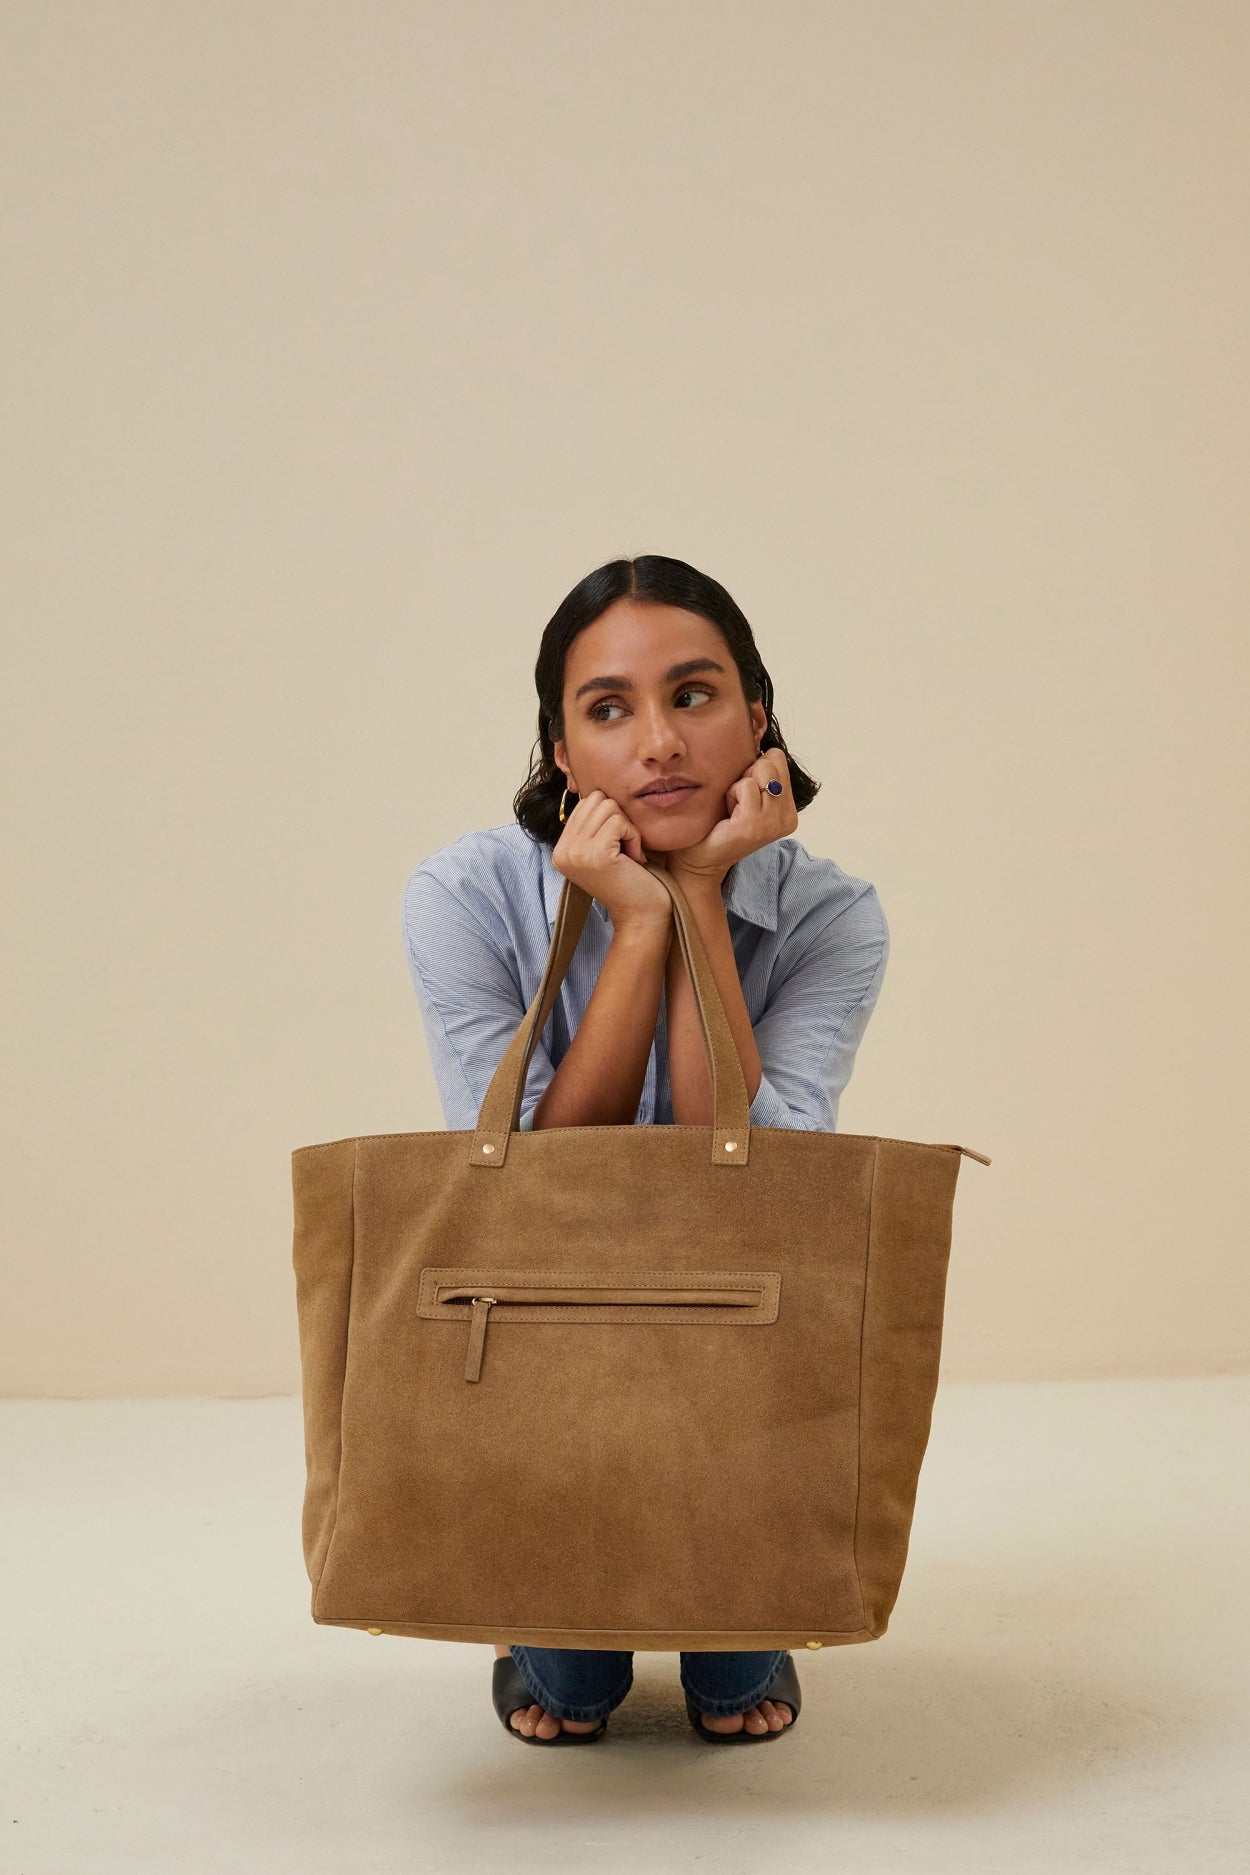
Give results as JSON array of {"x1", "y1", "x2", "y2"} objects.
[
  {"x1": 699, "y1": 1699, "x2": 792, "y2": 1734},
  {"x1": 510, "y1": 1701, "x2": 598, "y2": 1737}
]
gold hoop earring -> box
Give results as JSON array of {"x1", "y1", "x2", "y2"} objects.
[{"x1": 558, "y1": 786, "x2": 578, "y2": 825}]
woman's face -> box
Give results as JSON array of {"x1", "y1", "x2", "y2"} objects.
[{"x1": 552, "y1": 601, "x2": 767, "y2": 854}]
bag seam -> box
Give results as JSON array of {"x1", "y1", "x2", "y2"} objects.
[
  {"x1": 312, "y1": 1136, "x2": 358, "y2": 1610},
  {"x1": 850, "y1": 1137, "x2": 878, "y2": 1631},
  {"x1": 294, "y1": 1130, "x2": 961, "y2": 1152}
]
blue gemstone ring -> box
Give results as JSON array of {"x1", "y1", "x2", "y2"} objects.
[{"x1": 766, "y1": 779, "x2": 783, "y2": 795}]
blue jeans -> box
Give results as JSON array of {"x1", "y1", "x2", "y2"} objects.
[{"x1": 508, "y1": 1645, "x2": 791, "y2": 1723}]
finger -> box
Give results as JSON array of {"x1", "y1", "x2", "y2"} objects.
[
  {"x1": 750, "y1": 749, "x2": 788, "y2": 790},
  {"x1": 568, "y1": 789, "x2": 610, "y2": 827},
  {"x1": 570, "y1": 794, "x2": 634, "y2": 846},
  {"x1": 750, "y1": 760, "x2": 787, "y2": 804},
  {"x1": 602, "y1": 806, "x2": 650, "y2": 851},
  {"x1": 579, "y1": 795, "x2": 639, "y2": 839},
  {"x1": 768, "y1": 753, "x2": 789, "y2": 793},
  {"x1": 725, "y1": 775, "x2": 766, "y2": 816}
]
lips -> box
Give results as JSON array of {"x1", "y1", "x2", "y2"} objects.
[{"x1": 639, "y1": 782, "x2": 700, "y2": 804}]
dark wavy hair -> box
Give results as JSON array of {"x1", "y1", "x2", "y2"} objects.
[{"x1": 513, "y1": 554, "x2": 821, "y2": 847}]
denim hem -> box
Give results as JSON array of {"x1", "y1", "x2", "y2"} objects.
[
  {"x1": 509, "y1": 1645, "x2": 634, "y2": 1723},
  {"x1": 679, "y1": 1649, "x2": 790, "y2": 1717}
]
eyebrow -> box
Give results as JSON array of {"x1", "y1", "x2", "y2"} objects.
[{"x1": 573, "y1": 657, "x2": 727, "y2": 704}]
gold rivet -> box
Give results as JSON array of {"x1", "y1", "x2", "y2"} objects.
[
  {"x1": 806, "y1": 1639, "x2": 823, "y2": 1649},
  {"x1": 367, "y1": 1627, "x2": 382, "y2": 1635},
  {"x1": 481, "y1": 1143, "x2": 494, "y2": 1154},
  {"x1": 724, "y1": 1140, "x2": 737, "y2": 1152}
]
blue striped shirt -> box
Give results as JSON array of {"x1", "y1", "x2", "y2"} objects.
[{"x1": 400, "y1": 819, "x2": 889, "y2": 1134}]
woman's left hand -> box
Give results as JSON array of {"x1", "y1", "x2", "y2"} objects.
[{"x1": 658, "y1": 748, "x2": 799, "y2": 885}]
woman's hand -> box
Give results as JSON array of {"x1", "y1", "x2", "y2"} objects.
[
  {"x1": 551, "y1": 790, "x2": 673, "y2": 932},
  {"x1": 665, "y1": 749, "x2": 799, "y2": 885}
]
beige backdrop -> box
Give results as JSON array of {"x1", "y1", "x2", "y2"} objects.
[{"x1": 4, "y1": 3, "x2": 1247, "y2": 1394}]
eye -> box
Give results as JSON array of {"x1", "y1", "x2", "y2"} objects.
[{"x1": 588, "y1": 686, "x2": 713, "y2": 724}]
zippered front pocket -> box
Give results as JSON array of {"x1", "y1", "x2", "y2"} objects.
[{"x1": 416, "y1": 1267, "x2": 783, "y2": 1382}]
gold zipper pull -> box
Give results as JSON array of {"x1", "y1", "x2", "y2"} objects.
[{"x1": 464, "y1": 1296, "x2": 496, "y2": 1382}]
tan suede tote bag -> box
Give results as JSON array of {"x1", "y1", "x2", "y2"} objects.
[{"x1": 291, "y1": 860, "x2": 990, "y2": 1655}]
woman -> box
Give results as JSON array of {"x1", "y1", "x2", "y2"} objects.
[{"x1": 401, "y1": 553, "x2": 890, "y2": 1745}]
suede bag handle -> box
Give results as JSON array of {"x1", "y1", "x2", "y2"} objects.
[{"x1": 469, "y1": 860, "x2": 753, "y2": 1170}]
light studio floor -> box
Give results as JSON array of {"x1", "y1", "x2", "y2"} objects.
[{"x1": 2, "y1": 1377, "x2": 1246, "y2": 1875}]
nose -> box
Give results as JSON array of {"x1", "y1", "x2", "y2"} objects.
[{"x1": 636, "y1": 706, "x2": 688, "y2": 762}]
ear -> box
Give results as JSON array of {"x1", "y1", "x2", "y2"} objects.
[{"x1": 749, "y1": 702, "x2": 768, "y2": 745}]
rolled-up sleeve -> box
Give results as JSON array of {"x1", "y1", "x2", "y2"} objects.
[
  {"x1": 747, "y1": 883, "x2": 890, "y2": 1132},
  {"x1": 401, "y1": 867, "x2": 555, "y2": 1131}
]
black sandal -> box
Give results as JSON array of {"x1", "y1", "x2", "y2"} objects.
[
  {"x1": 492, "y1": 1654, "x2": 610, "y2": 1745},
  {"x1": 684, "y1": 1651, "x2": 802, "y2": 1744}
]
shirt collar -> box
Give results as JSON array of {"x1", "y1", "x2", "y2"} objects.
[{"x1": 540, "y1": 839, "x2": 781, "y2": 933}]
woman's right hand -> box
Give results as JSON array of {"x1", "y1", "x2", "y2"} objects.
[{"x1": 552, "y1": 790, "x2": 674, "y2": 932}]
